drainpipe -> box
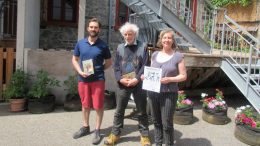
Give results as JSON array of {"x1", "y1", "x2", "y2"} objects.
[{"x1": 108, "y1": 0, "x2": 112, "y2": 49}]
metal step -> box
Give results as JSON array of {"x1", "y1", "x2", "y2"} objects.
[{"x1": 222, "y1": 59, "x2": 260, "y2": 113}]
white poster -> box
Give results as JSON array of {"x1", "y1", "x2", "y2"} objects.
[{"x1": 142, "y1": 66, "x2": 162, "y2": 93}]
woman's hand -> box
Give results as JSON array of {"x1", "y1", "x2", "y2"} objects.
[
  {"x1": 161, "y1": 77, "x2": 172, "y2": 84},
  {"x1": 140, "y1": 74, "x2": 144, "y2": 81}
]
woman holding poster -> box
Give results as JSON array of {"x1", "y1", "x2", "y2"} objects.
[{"x1": 147, "y1": 29, "x2": 187, "y2": 146}]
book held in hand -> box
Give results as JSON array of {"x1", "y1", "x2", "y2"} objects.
[
  {"x1": 82, "y1": 59, "x2": 94, "y2": 75},
  {"x1": 121, "y1": 71, "x2": 136, "y2": 79}
]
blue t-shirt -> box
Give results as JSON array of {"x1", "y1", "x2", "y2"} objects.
[{"x1": 73, "y1": 38, "x2": 111, "y2": 82}]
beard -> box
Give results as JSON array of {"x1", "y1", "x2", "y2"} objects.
[{"x1": 88, "y1": 30, "x2": 99, "y2": 38}]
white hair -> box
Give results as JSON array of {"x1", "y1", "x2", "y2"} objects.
[{"x1": 119, "y1": 22, "x2": 139, "y2": 38}]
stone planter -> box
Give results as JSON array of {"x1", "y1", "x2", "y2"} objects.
[
  {"x1": 174, "y1": 106, "x2": 193, "y2": 125},
  {"x1": 234, "y1": 124, "x2": 260, "y2": 146},
  {"x1": 28, "y1": 95, "x2": 55, "y2": 114},
  {"x1": 202, "y1": 107, "x2": 230, "y2": 125},
  {"x1": 63, "y1": 94, "x2": 81, "y2": 111}
]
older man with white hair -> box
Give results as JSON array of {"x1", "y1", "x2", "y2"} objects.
[{"x1": 104, "y1": 22, "x2": 151, "y2": 146}]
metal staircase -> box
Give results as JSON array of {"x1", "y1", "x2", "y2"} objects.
[
  {"x1": 121, "y1": 0, "x2": 211, "y2": 54},
  {"x1": 121, "y1": 0, "x2": 260, "y2": 113}
]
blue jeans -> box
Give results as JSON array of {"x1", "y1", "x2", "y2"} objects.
[{"x1": 111, "y1": 83, "x2": 149, "y2": 136}]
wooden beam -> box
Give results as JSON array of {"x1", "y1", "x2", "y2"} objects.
[
  {"x1": 192, "y1": 68, "x2": 218, "y2": 88},
  {"x1": 5, "y1": 48, "x2": 14, "y2": 85}
]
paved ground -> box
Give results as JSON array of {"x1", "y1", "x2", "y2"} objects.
[{"x1": 0, "y1": 95, "x2": 250, "y2": 146}]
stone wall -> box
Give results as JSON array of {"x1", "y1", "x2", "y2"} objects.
[
  {"x1": 39, "y1": 26, "x2": 78, "y2": 50},
  {"x1": 38, "y1": 0, "x2": 122, "y2": 51}
]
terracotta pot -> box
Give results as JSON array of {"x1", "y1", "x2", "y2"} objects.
[
  {"x1": 202, "y1": 107, "x2": 230, "y2": 125},
  {"x1": 174, "y1": 106, "x2": 193, "y2": 125},
  {"x1": 234, "y1": 124, "x2": 260, "y2": 146},
  {"x1": 9, "y1": 98, "x2": 27, "y2": 112}
]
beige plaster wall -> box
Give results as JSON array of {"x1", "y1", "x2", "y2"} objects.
[{"x1": 24, "y1": 48, "x2": 117, "y2": 105}]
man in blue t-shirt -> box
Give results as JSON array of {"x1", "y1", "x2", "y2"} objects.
[{"x1": 72, "y1": 18, "x2": 112, "y2": 145}]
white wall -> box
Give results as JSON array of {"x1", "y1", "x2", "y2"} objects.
[{"x1": 16, "y1": 0, "x2": 40, "y2": 69}]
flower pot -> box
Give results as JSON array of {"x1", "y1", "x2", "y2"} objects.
[
  {"x1": 174, "y1": 106, "x2": 193, "y2": 125},
  {"x1": 28, "y1": 95, "x2": 55, "y2": 114},
  {"x1": 202, "y1": 107, "x2": 230, "y2": 125},
  {"x1": 234, "y1": 124, "x2": 260, "y2": 146},
  {"x1": 63, "y1": 94, "x2": 81, "y2": 111},
  {"x1": 9, "y1": 98, "x2": 27, "y2": 112}
]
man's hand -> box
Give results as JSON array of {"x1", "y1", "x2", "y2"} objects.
[
  {"x1": 120, "y1": 78, "x2": 131, "y2": 87},
  {"x1": 78, "y1": 71, "x2": 90, "y2": 78},
  {"x1": 127, "y1": 78, "x2": 139, "y2": 87}
]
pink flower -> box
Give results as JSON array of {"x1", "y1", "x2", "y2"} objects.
[
  {"x1": 242, "y1": 117, "x2": 253, "y2": 124},
  {"x1": 183, "y1": 99, "x2": 192, "y2": 105},
  {"x1": 208, "y1": 102, "x2": 215, "y2": 109},
  {"x1": 251, "y1": 121, "x2": 257, "y2": 128}
]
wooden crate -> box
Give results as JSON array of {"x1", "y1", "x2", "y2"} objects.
[{"x1": 0, "y1": 47, "x2": 15, "y2": 101}]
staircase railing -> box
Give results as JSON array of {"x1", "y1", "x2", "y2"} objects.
[
  {"x1": 214, "y1": 9, "x2": 260, "y2": 104},
  {"x1": 162, "y1": 0, "x2": 217, "y2": 44}
]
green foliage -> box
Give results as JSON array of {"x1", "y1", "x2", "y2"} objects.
[
  {"x1": 3, "y1": 69, "x2": 28, "y2": 100},
  {"x1": 176, "y1": 91, "x2": 193, "y2": 109},
  {"x1": 215, "y1": 89, "x2": 224, "y2": 100},
  {"x1": 63, "y1": 75, "x2": 78, "y2": 97},
  {"x1": 28, "y1": 70, "x2": 60, "y2": 99},
  {"x1": 211, "y1": 0, "x2": 252, "y2": 7}
]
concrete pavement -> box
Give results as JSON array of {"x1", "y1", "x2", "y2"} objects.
[{"x1": 0, "y1": 96, "x2": 250, "y2": 146}]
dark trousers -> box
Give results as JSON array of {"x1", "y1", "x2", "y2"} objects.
[
  {"x1": 148, "y1": 92, "x2": 177, "y2": 146},
  {"x1": 111, "y1": 83, "x2": 149, "y2": 136}
]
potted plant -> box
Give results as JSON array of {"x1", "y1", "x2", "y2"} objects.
[
  {"x1": 234, "y1": 105, "x2": 260, "y2": 146},
  {"x1": 63, "y1": 75, "x2": 81, "y2": 111},
  {"x1": 201, "y1": 89, "x2": 230, "y2": 125},
  {"x1": 3, "y1": 69, "x2": 28, "y2": 112},
  {"x1": 27, "y1": 70, "x2": 60, "y2": 114},
  {"x1": 174, "y1": 90, "x2": 194, "y2": 125}
]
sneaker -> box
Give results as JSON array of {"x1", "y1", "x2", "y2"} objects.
[
  {"x1": 140, "y1": 136, "x2": 151, "y2": 146},
  {"x1": 73, "y1": 126, "x2": 90, "y2": 139},
  {"x1": 104, "y1": 133, "x2": 120, "y2": 145},
  {"x1": 92, "y1": 129, "x2": 101, "y2": 145}
]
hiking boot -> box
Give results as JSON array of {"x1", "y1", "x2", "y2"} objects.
[
  {"x1": 73, "y1": 126, "x2": 90, "y2": 139},
  {"x1": 104, "y1": 133, "x2": 120, "y2": 145},
  {"x1": 140, "y1": 136, "x2": 151, "y2": 146},
  {"x1": 92, "y1": 129, "x2": 101, "y2": 145}
]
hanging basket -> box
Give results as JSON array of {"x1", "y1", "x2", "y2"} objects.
[
  {"x1": 234, "y1": 124, "x2": 260, "y2": 146},
  {"x1": 202, "y1": 107, "x2": 230, "y2": 125},
  {"x1": 174, "y1": 106, "x2": 193, "y2": 125}
]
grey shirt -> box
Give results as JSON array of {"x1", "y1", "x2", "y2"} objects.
[{"x1": 151, "y1": 51, "x2": 184, "y2": 92}]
